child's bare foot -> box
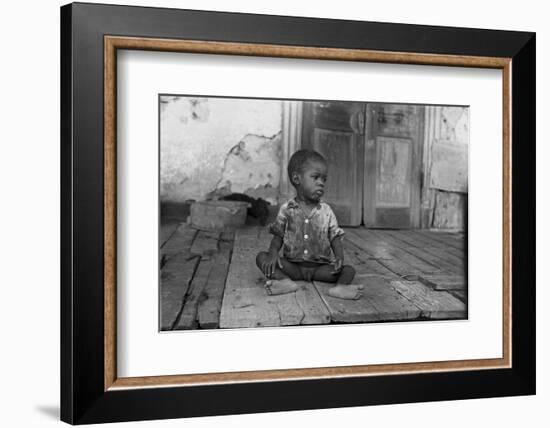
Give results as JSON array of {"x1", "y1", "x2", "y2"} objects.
[
  {"x1": 327, "y1": 284, "x2": 364, "y2": 300},
  {"x1": 265, "y1": 278, "x2": 299, "y2": 295}
]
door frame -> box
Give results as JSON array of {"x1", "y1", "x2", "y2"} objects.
[{"x1": 279, "y1": 100, "x2": 303, "y2": 202}]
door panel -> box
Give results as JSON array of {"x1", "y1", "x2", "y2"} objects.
[
  {"x1": 300, "y1": 101, "x2": 423, "y2": 229},
  {"x1": 376, "y1": 137, "x2": 412, "y2": 207},
  {"x1": 364, "y1": 104, "x2": 424, "y2": 228},
  {"x1": 301, "y1": 101, "x2": 364, "y2": 226}
]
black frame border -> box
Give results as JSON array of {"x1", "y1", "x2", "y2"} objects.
[{"x1": 61, "y1": 2, "x2": 535, "y2": 424}]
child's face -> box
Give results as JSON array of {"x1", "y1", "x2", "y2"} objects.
[{"x1": 295, "y1": 160, "x2": 328, "y2": 203}]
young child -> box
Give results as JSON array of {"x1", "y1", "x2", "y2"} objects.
[{"x1": 255, "y1": 149, "x2": 363, "y2": 300}]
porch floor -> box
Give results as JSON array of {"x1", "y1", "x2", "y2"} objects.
[{"x1": 160, "y1": 223, "x2": 467, "y2": 330}]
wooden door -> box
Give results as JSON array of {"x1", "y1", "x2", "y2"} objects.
[
  {"x1": 301, "y1": 101, "x2": 364, "y2": 226},
  {"x1": 363, "y1": 103, "x2": 424, "y2": 228}
]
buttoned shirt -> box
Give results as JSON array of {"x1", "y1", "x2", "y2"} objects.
[{"x1": 268, "y1": 198, "x2": 345, "y2": 264}]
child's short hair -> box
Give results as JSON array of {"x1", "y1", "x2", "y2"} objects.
[{"x1": 287, "y1": 149, "x2": 327, "y2": 188}]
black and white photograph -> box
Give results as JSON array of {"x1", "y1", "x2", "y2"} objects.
[{"x1": 159, "y1": 95, "x2": 468, "y2": 331}]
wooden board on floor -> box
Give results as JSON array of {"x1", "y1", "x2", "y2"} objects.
[
  {"x1": 161, "y1": 223, "x2": 197, "y2": 261},
  {"x1": 391, "y1": 280, "x2": 466, "y2": 319},
  {"x1": 417, "y1": 273, "x2": 467, "y2": 291},
  {"x1": 365, "y1": 229, "x2": 443, "y2": 274},
  {"x1": 344, "y1": 229, "x2": 438, "y2": 276},
  {"x1": 313, "y1": 275, "x2": 422, "y2": 323},
  {"x1": 421, "y1": 230, "x2": 465, "y2": 248},
  {"x1": 190, "y1": 230, "x2": 220, "y2": 260},
  {"x1": 388, "y1": 229, "x2": 464, "y2": 258},
  {"x1": 196, "y1": 230, "x2": 235, "y2": 329},
  {"x1": 160, "y1": 254, "x2": 200, "y2": 331},
  {"x1": 219, "y1": 227, "x2": 331, "y2": 328},
  {"x1": 175, "y1": 256, "x2": 215, "y2": 330},
  {"x1": 384, "y1": 230, "x2": 465, "y2": 275},
  {"x1": 342, "y1": 238, "x2": 399, "y2": 278},
  {"x1": 449, "y1": 290, "x2": 467, "y2": 303},
  {"x1": 160, "y1": 221, "x2": 180, "y2": 248},
  {"x1": 409, "y1": 230, "x2": 465, "y2": 255},
  {"x1": 160, "y1": 222, "x2": 200, "y2": 330}
]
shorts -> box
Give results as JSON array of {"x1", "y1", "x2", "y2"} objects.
[{"x1": 285, "y1": 259, "x2": 329, "y2": 282}]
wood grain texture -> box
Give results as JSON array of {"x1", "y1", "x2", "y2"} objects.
[
  {"x1": 160, "y1": 222, "x2": 180, "y2": 248},
  {"x1": 364, "y1": 104, "x2": 424, "y2": 228},
  {"x1": 429, "y1": 142, "x2": 468, "y2": 192},
  {"x1": 346, "y1": 229, "x2": 439, "y2": 276},
  {"x1": 197, "y1": 231, "x2": 235, "y2": 329},
  {"x1": 314, "y1": 275, "x2": 422, "y2": 323},
  {"x1": 416, "y1": 273, "x2": 466, "y2": 291},
  {"x1": 219, "y1": 227, "x2": 330, "y2": 328},
  {"x1": 160, "y1": 255, "x2": 200, "y2": 330},
  {"x1": 176, "y1": 256, "x2": 216, "y2": 330},
  {"x1": 387, "y1": 230, "x2": 465, "y2": 274},
  {"x1": 160, "y1": 223, "x2": 202, "y2": 330},
  {"x1": 376, "y1": 229, "x2": 464, "y2": 275},
  {"x1": 365, "y1": 229, "x2": 442, "y2": 274},
  {"x1": 161, "y1": 224, "x2": 198, "y2": 261},
  {"x1": 342, "y1": 241, "x2": 398, "y2": 278},
  {"x1": 105, "y1": 36, "x2": 511, "y2": 68},
  {"x1": 190, "y1": 230, "x2": 220, "y2": 260},
  {"x1": 104, "y1": 35, "x2": 117, "y2": 390},
  {"x1": 391, "y1": 280, "x2": 466, "y2": 319},
  {"x1": 302, "y1": 101, "x2": 364, "y2": 226},
  {"x1": 432, "y1": 191, "x2": 466, "y2": 230}
]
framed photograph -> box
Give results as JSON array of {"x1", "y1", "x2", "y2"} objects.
[{"x1": 60, "y1": 2, "x2": 535, "y2": 424}]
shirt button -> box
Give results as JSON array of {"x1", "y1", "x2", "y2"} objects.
[
  {"x1": 305, "y1": 219, "x2": 309, "y2": 224},
  {"x1": 304, "y1": 234, "x2": 309, "y2": 239}
]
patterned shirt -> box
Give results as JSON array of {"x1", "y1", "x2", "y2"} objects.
[{"x1": 268, "y1": 198, "x2": 345, "y2": 264}]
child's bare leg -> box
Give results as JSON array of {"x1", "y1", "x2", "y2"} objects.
[
  {"x1": 313, "y1": 265, "x2": 363, "y2": 300},
  {"x1": 255, "y1": 252, "x2": 301, "y2": 295}
]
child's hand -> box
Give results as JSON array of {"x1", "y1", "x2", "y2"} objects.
[
  {"x1": 262, "y1": 250, "x2": 282, "y2": 277},
  {"x1": 332, "y1": 257, "x2": 343, "y2": 274}
]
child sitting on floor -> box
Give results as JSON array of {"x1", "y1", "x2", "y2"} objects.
[{"x1": 255, "y1": 149, "x2": 363, "y2": 300}]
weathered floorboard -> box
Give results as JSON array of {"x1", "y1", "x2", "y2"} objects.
[
  {"x1": 197, "y1": 230, "x2": 235, "y2": 329},
  {"x1": 161, "y1": 223, "x2": 197, "y2": 262},
  {"x1": 449, "y1": 290, "x2": 467, "y2": 303},
  {"x1": 190, "y1": 230, "x2": 220, "y2": 260},
  {"x1": 160, "y1": 221, "x2": 180, "y2": 248},
  {"x1": 415, "y1": 230, "x2": 465, "y2": 251},
  {"x1": 175, "y1": 231, "x2": 227, "y2": 330},
  {"x1": 175, "y1": 257, "x2": 216, "y2": 330},
  {"x1": 388, "y1": 229, "x2": 464, "y2": 260},
  {"x1": 345, "y1": 229, "x2": 435, "y2": 276},
  {"x1": 342, "y1": 236, "x2": 399, "y2": 278},
  {"x1": 366, "y1": 229, "x2": 443, "y2": 273},
  {"x1": 162, "y1": 223, "x2": 468, "y2": 329},
  {"x1": 385, "y1": 230, "x2": 465, "y2": 275},
  {"x1": 391, "y1": 280, "x2": 466, "y2": 319},
  {"x1": 418, "y1": 273, "x2": 467, "y2": 291},
  {"x1": 160, "y1": 223, "x2": 200, "y2": 330},
  {"x1": 220, "y1": 227, "x2": 330, "y2": 328},
  {"x1": 160, "y1": 253, "x2": 200, "y2": 330},
  {"x1": 408, "y1": 230, "x2": 465, "y2": 257},
  {"x1": 313, "y1": 275, "x2": 421, "y2": 323}
]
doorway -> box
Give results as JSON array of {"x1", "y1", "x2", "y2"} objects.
[{"x1": 301, "y1": 101, "x2": 425, "y2": 228}]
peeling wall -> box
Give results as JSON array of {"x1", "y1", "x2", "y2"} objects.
[
  {"x1": 160, "y1": 96, "x2": 283, "y2": 204},
  {"x1": 421, "y1": 106, "x2": 469, "y2": 230}
]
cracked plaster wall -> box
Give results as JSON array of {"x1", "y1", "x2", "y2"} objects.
[{"x1": 160, "y1": 96, "x2": 283, "y2": 204}]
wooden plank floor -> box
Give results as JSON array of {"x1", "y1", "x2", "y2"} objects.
[
  {"x1": 160, "y1": 224, "x2": 467, "y2": 330},
  {"x1": 219, "y1": 227, "x2": 330, "y2": 328}
]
